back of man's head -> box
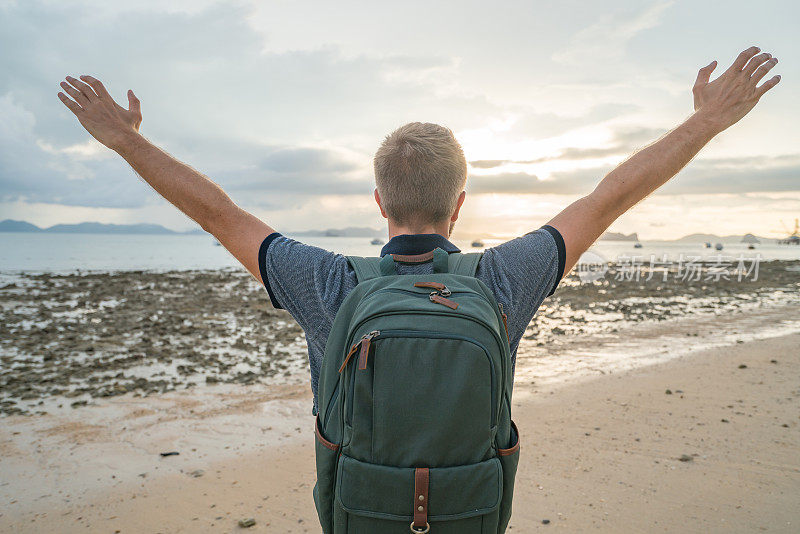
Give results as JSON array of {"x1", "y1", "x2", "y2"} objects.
[{"x1": 374, "y1": 122, "x2": 467, "y2": 228}]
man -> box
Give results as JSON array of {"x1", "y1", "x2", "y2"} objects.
[{"x1": 58, "y1": 46, "x2": 779, "y2": 414}]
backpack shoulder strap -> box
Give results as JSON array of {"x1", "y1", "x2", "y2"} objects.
[
  {"x1": 346, "y1": 256, "x2": 383, "y2": 283},
  {"x1": 448, "y1": 252, "x2": 483, "y2": 277}
]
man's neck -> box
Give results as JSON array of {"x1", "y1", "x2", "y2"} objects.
[{"x1": 387, "y1": 220, "x2": 450, "y2": 240}]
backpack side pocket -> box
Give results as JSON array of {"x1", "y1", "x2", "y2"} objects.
[
  {"x1": 497, "y1": 420, "x2": 520, "y2": 533},
  {"x1": 314, "y1": 415, "x2": 340, "y2": 534}
]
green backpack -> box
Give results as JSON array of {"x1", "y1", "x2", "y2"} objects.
[{"x1": 313, "y1": 248, "x2": 520, "y2": 534}]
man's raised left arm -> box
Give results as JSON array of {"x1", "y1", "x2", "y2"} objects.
[{"x1": 547, "y1": 46, "x2": 781, "y2": 275}]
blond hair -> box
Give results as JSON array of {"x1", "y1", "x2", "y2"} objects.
[{"x1": 374, "y1": 122, "x2": 467, "y2": 227}]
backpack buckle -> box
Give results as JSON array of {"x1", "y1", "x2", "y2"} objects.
[{"x1": 410, "y1": 522, "x2": 430, "y2": 533}]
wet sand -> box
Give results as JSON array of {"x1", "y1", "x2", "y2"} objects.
[{"x1": 1, "y1": 318, "x2": 798, "y2": 532}]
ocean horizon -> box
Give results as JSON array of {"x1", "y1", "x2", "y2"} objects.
[{"x1": 2, "y1": 231, "x2": 799, "y2": 272}]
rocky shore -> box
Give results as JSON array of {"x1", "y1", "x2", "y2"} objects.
[{"x1": 1, "y1": 261, "x2": 798, "y2": 416}]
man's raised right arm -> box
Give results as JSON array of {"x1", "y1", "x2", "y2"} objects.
[{"x1": 57, "y1": 75, "x2": 273, "y2": 283}]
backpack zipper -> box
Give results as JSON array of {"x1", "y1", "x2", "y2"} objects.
[
  {"x1": 338, "y1": 330, "x2": 380, "y2": 373},
  {"x1": 498, "y1": 303, "x2": 509, "y2": 342},
  {"x1": 413, "y1": 281, "x2": 459, "y2": 309}
]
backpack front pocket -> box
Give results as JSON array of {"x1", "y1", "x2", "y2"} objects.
[
  {"x1": 348, "y1": 331, "x2": 497, "y2": 467},
  {"x1": 334, "y1": 454, "x2": 502, "y2": 534}
]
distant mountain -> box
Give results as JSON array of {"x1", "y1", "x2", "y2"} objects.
[
  {"x1": 600, "y1": 231, "x2": 639, "y2": 242},
  {"x1": 675, "y1": 233, "x2": 770, "y2": 243},
  {"x1": 289, "y1": 227, "x2": 384, "y2": 237},
  {"x1": 740, "y1": 233, "x2": 761, "y2": 244},
  {"x1": 0, "y1": 220, "x2": 42, "y2": 232},
  {"x1": 0, "y1": 219, "x2": 202, "y2": 235},
  {"x1": 46, "y1": 222, "x2": 180, "y2": 234}
]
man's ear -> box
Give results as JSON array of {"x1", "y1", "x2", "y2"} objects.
[
  {"x1": 374, "y1": 188, "x2": 388, "y2": 219},
  {"x1": 450, "y1": 191, "x2": 466, "y2": 222}
]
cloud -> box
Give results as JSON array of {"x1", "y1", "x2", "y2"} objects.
[
  {"x1": 0, "y1": 0, "x2": 796, "y2": 239},
  {"x1": 0, "y1": 1, "x2": 501, "y2": 209},
  {"x1": 259, "y1": 147, "x2": 360, "y2": 174},
  {"x1": 662, "y1": 155, "x2": 800, "y2": 195},
  {"x1": 469, "y1": 126, "x2": 665, "y2": 169},
  {"x1": 467, "y1": 170, "x2": 601, "y2": 195},
  {"x1": 553, "y1": 1, "x2": 674, "y2": 65},
  {"x1": 467, "y1": 153, "x2": 800, "y2": 196}
]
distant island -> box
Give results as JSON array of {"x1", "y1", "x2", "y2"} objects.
[
  {"x1": 0, "y1": 219, "x2": 386, "y2": 238},
  {"x1": 0, "y1": 219, "x2": 774, "y2": 243},
  {"x1": 599, "y1": 232, "x2": 639, "y2": 241},
  {"x1": 0, "y1": 219, "x2": 204, "y2": 235},
  {"x1": 674, "y1": 232, "x2": 769, "y2": 243},
  {"x1": 288, "y1": 227, "x2": 384, "y2": 238}
]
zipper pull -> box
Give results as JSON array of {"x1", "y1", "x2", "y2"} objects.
[
  {"x1": 415, "y1": 281, "x2": 452, "y2": 297},
  {"x1": 358, "y1": 330, "x2": 380, "y2": 370},
  {"x1": 338, "y1": 342, "x2": 359, "y2": 373},
  {"x1": 498, "y1": 303, "x2": 509, "y2": 342},
  {"x1": 414, "y1": 281, "x2": 445, "y2": 291},
  {"x1": 430, "y1": 292, "x2": 458, "y2": 310},
  {"x1": 339, "y1": 330, "x2": 380, "y2": 373}
]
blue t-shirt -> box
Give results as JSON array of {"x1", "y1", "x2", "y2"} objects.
[{"x1": 259, "y1": 227, "x2": 565, "y2": 411}]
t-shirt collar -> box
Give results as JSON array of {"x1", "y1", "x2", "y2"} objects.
[{"x1": 380, "y1": 233, "x2": 461, "y2": 257}]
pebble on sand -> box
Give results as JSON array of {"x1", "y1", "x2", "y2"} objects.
[
  {"x1": 238, "y1": 518, "x2": 256, "y2": 528},
  {"x1": 665, "y1": 389, "x2": 672, "y2": 395},
  {"x1": 738, "y1": 364, "x2": 747, "y2": 369},
  {"x1": 542, "y1": 519, "x2": 551, "y2": 524},
  {"x1": 678, "y1": 454, "x2": 694, "y2": 462}
]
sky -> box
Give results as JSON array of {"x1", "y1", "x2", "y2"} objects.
[{"x1": 0, "y1": 0, "x2": 798, "y2": 240}]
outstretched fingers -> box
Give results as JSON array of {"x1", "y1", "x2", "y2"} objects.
[
  {"x1": 57, "y1": 92, "x2": 83, "y2": 116},
  {"x1": 60, "y1": 81, "x2": 88, "y2": 105},
  {"x1": 728, "y1": 46, "x2": 761, "y2": 73},
  {"x1": 743, "y1": 52, "x2": 772, "y2": 76},
  {"x1": 65, "y1": 76, "x2": 98, "y2": 102},
  {"x1": 79, "y1": 75, "x2": 111, "y2": 100},
  {"x1": 756, "y1": 75, "x2": 781, "y2": 98},
  {"x1": 751, "y1": 57, "x2": 778, "y2": 84}
]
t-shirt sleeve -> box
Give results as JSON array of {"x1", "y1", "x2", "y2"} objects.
[
  {"x1": 258, "y1": 233, "x2": 357, "y2": 333},
  {"x1": 476, "y1": 225, "x2": 565, "y2": 342}
]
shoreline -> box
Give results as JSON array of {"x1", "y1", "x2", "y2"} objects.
[{"x1": 2, "y1": 312, "x2": 799, "y2": 532}]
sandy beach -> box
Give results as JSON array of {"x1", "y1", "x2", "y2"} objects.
[{"x1": 2, "y1": 305, "x2": 799, "y2": 532}]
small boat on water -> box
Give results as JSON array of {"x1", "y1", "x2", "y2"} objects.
[
  {"x1": 633, "y1": 242, "x2": 643, "y2": 249},
  {"x1": 748, "y1": 244, "x2": 756, "y2": 250},
  {"x1": 370, "y1": 238, "x2": 384, "y2": 245},
  {"x1": 714, "y1": 243, "x2": 723, "y2": 251},
  {"x1": 704, "y1": 242, "x2": 712, "y2": 248},
  {"x1": 471, "y1": 240, "x2": 485, "y2": 248},
  {"x1": 212, "y1": 239, "x2": 221, "y2": 246}
]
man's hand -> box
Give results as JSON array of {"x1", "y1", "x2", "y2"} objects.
[
  {"x1": 692, "y1": 46, "x2": 780, "y2": 133},
  {"x1": 547, "y1": 46, "x2": 781, "y2": 280},
  {"x1": 58, "y1": 75, "x2": 142, "y2": 151}
]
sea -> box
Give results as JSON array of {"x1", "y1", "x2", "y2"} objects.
[{"x1": 1, "y1": 232, "x2": 799, "y2": 272}]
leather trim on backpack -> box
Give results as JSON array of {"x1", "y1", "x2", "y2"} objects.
[
  {"x1": 412, "y1": 467, "x2": 430, "y2": 530},
  {"x1": 391, "y1": 251, "x2": 435, "y2": 263},
  {"x1": 497, "y1": 421, "x2": 520, "y2": 456},
  {"x1": 315, "y1": 415, "x2": 339, "y2": 452},
  {"x1": 414, "y1": 281, "x2": 446, "y2": 291}
]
